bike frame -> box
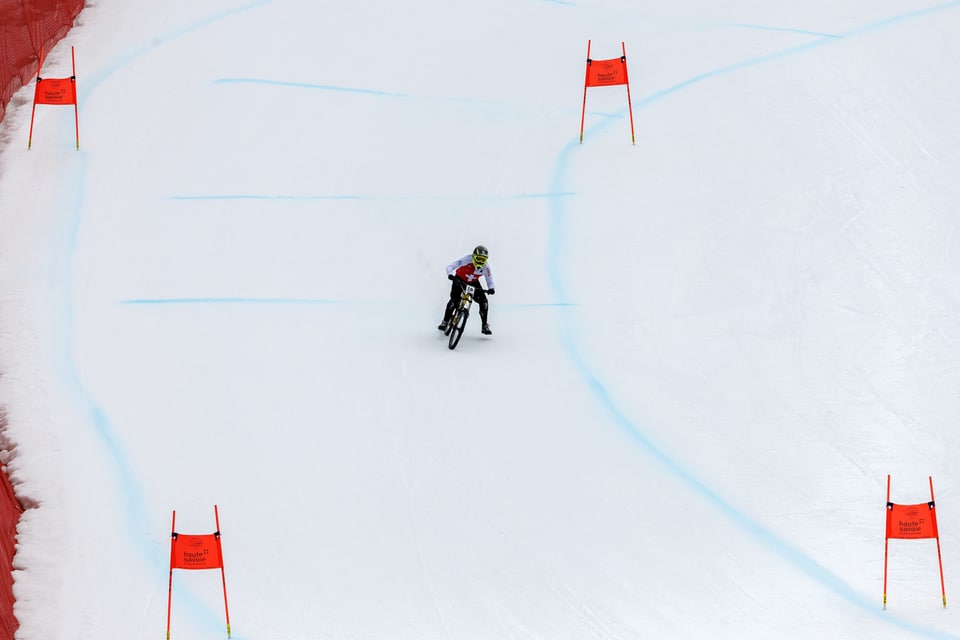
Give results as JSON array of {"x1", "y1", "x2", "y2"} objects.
[
  {"x1": 446, "y1": 284, "x2": 474, "y2": 328},
  {"x1": 459, "y1": 284, "x2": 475, "y2": 311}
]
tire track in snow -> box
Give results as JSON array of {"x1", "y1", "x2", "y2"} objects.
[{"x1": 546, "y1": 4, "x2": 960, "y2": 638}]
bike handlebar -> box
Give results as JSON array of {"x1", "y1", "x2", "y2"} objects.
[{"x1": 451, "y1": 278, "x2": 491, "y2": 294}]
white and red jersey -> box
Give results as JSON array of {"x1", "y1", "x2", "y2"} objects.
[{"x1": 446, "y1": 255, "x2": 495, "y2": 290}]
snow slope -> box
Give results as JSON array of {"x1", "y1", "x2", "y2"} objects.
[{"x1": 1, "y1": 0, "x2": 960, "y2": 638}]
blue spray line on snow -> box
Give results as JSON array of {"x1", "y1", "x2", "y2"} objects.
[
  {"x1": 120, "y1": 297, "x2": 574, "y2": 308},
  {"x1": 122, "y1": 297, "x2": 339, "y2": 305},
  {"x1": 79, "y1": 0, "x2": 274, "y2": 95},
  {"x1": 213, "y1": 77, "x2": 410, "y2": 97},
  {"x1": 620, "y1": 1, "x2": 960, "y2": 111},
  {"x1": 725, "y1": 23, "x2": 842, "y2": 38},
  {"x1": 169, "y1": 191, "x2": 575, "y2": 201},
  {"x1": 49, "y1": 1, "x2": 275, "y2": 636},
  {"x1": 47, "y1": 154, "x2": 149, "y2": 526},
  {"x1": 552, "y1": 4, "x2": 960, "y2": 638}
]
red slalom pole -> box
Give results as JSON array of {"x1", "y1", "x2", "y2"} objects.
[
  {"x1": 579, "y1": 40, "x2": 591, "y2": 143},
  {"x1": 71, "y1": 46, "x2": 79, "y2": 149},
  {"x1": 622, "y1": 41, "x2": 635, "y2": 145},
  {"x1": 27, "y1": 47, "x2": 43, "y2": 150},
  {"x1": 930, "y1": 477, "x2": 947, "y2": 607},
  {"x1": 215, "y1": 505, "x2": 232, "y2": 637},
  {"x1": 883, "y1": 475, "x2": 891, "y2": 609},
  {"x1": 166, "y1": 511, "x2": 176, "y2": 640}
]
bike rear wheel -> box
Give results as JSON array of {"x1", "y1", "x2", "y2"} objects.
[{"x1": 448, "y1": 310, "x2": 468, "y2": 350}]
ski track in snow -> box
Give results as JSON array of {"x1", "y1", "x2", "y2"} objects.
[{"x1": 43, "y1": 1, "x2": 960, "y2": 637}]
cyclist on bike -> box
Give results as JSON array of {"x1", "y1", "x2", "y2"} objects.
[{"x1": 438, "y1": 245, "x2": 496, "y2": 335}]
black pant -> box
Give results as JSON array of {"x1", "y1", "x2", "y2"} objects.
[{"x1": 444, "y1": 279, "x2": 488, "y2": 324}]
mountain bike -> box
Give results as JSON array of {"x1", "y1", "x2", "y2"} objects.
[{"x1": 443, "y1": 282, "x2": 485, "y2": 350}]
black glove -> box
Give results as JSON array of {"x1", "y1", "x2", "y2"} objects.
[
  {"x1": 447, "y1": 274, "x2": 456, "y2": 281},
  {"x1": 487, "y1": 289, "x2": 495, "y2": 295}
]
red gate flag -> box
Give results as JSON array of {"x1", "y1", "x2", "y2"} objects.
[
  {"x1": 579, "y1": 40, "x2": 635, "y2": 144},
  {"x1": 28, "y1": 45, "x2": 80, "y2": 150},
  {"x1": 167, "y1": 506, "x2": 232, "y2": 639},
  {"x1": 883, "y1": 475, "x2": 946, "y2": 609},
  {"x1": 34, "y1": 77, "x2": 77, "y2": 105},
  {"x1": 585, "y1": 56, "x2": 628, "y2": 87},
  {"x1": 171, "y1": 533, "x2": 224, "y2": 570},
  {"x1": 886, "y1": 501, "x2": 938, "y2": 540}
]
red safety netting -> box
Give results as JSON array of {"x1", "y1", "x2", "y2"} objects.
[
  {"x1": 0, "y1": 0, "x2": 81, "y2": 634},
  {"x1": 0, "y1": 0, "x2": 84, "y2": 123},
  {"x1": 0, "y1": 414, "x2": 23, "y2": 640}
]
